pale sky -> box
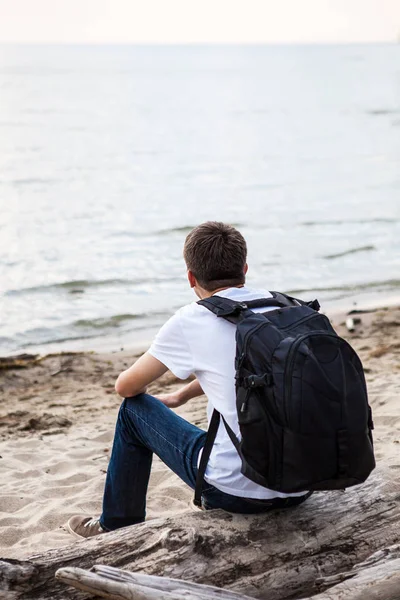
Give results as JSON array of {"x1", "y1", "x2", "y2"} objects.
[{"x1": 0, "y1": 0, "x2": 399, "y2": 44}]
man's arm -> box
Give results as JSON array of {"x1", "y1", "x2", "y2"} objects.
[
  {"x1": 115, "y1": 352, "x2": 168, "y2": 398},
  {"x1": 157, "y1": 378, "x2": 204, "y2": 408}
]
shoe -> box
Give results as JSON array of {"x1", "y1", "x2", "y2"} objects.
[{"x1": 66, "y1": 515, "x2": 106, "y2": 539}]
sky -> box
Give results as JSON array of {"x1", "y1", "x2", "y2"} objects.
[{"x1": 0, "y1": 0, "x2": 399, "y2": 44}]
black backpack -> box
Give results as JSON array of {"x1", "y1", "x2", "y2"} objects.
[{"x1": 194, "y1": 292, "x2": 375, "y2": 507}]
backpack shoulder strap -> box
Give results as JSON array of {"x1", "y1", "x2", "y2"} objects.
[
  {"x1": 247, "y1": 291, "x2": 320, "y2": 312},
  {"x1": 194, "y1": 410, "x2": 244, "y2": 508},
  {"x1": 199, "y1": 292, "x2": 320, "y2": 316},
  {"x1": 197, "y1": 295, "x2": 252, "y2": 324},
  {"x1": 194, "y1": 409, "x2": 220, "y2": 507},
  {"x1": 244, "y1": 291, "x2": 294, "y2": 309},
  {"x1": 275, "y1": 291, "x2": 320, "y2": 312}
]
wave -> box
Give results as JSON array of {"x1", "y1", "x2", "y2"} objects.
[
  {"x1": 111, "y1": 219, "x2": 395, "y2": 240},
  {"x1": 301, "y1": 218, "x2": 397, "y2": 227},
  {"x1": 0, "y1": 177, "x2": 61, "y2": 186},
  {"x1": 72, "y1": 308, "x2": 173, "y2": 331},
  {"x1": 156, "y1": 223, "x2": 244, "y2": 236},
  {"x1": 111, "y1": 223, "x2": 246, "y2": 238},
  {"x1": 157, "y1": 225, "x2": 199, "y2": 235},
  {"x1": 5, "y1": 278, "x2": 130, "y2": 296},
  {"x1": 323, "y1": 245, "x2": 376, "y2": 260},
  {"x1": 110, "y1": 226, "x2": 198, "y2": 237},
  {"x1": 367, "y1": 109, "x2": 400, "y2": 116},
  {"x1": 286, "y1": 278, "x2": 400, "y2": 296},
  {"x1": 3, "y1": 309, "x2": 172, "y2": 352},
  {"x1": 73, "y1": 314, "x2": 141, "y2": 329},
  {"x1": 5, "y1": 277, "x2": 183, "y2": 297}
]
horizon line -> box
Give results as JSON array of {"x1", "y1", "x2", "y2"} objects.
[{"x1": 0, "y1": 40, "x2": 398, "y2": 46}]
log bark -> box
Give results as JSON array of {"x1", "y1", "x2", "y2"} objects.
[
  {"x1": 55, "y1": 564, "x2": 256, "y2": 599},
  {"x1": 0, "y1": 467, "x2": 399, "y2": 600}
]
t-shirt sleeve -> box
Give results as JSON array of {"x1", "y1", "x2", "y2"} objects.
[{"x1": 148, "y1": 311, "x2": 194, "y2": 380}]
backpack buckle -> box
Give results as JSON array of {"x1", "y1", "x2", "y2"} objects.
[
  {"x1": 243, "y1": 373, "x2": 272, "y2": 388},
  {"x1": 217, "y1": 302, "x2": 248, "y2": 317},
  {"x1": 308, "y1": 299, "x2": 320, "y2": 312}
]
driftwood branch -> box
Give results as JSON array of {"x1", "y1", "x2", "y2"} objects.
[
  {"x1": 0, "y1": 466, "x2": 399, "y2": 600},
  {"x1": 302, "y1": 544, "x2": 400, "y2": 600},
  {"x1": 55, "y1": 564, "x2": 255, "y2": 599}
]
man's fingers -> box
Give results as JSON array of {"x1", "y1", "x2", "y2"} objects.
[
  {"x1": 156, "y1": 394, "x2": 176, "y2": 407},
  {"x1": 155, "y1": 393, "x2": 185, "y2": 408}
]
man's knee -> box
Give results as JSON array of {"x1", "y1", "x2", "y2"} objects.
[
  {"x1": 116, "y1": 396, "x2": 151, "y2": 444},
  {"x1": 119, "y1": 394, "x2": 160, "y2": 423}
]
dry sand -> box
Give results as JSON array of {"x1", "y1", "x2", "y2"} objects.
[{"x1": 0, "y1": 305, "x2": 399, "y2": 559}]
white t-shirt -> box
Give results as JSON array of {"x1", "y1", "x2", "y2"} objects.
[{"x1": 149, "y1": 286, "x2": 305, "y2": 499}]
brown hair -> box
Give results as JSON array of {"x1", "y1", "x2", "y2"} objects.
[{"x1": 183, "y1": 222, "x2": 247, "y2": 291}]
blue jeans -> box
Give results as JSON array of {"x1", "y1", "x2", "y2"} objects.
[{"x1": 100, "y1": 394, "x2": 311, "y2": 531}]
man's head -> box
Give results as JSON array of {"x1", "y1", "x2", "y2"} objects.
[{"x1": 183, "y1": 221, "x2": 248, "y2": 295}]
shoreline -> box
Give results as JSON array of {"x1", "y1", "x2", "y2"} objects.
[
  {"x1": 4, "y1": 291, "x2": 400, "y2": 360},
  {"x1": 0, "y1": 302, "x2": 399, "y2": 560}
]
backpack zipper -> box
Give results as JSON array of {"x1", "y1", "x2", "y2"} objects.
[
  {"x1": 236, "y1": 321, "x2": 270, "y2": 413},
  {"x1": 284, "y1": 331, "x2": 365, "y2": 427},
  {"x1": 240, "y1": 310, "x2": 319, "y2": 366},
  {"x1": 239, "y1": 316, "x2": 317, "y2": 413},
  {"x1": 278, "y1": 311, "x2": 319, "y2": 331},
  {"x1": 284, "y1": 332, "x2": 321, "y2": 427},
  {"x1": 237, "y1": 320, "x2": 270, "y2": 370},
  {"x1": 240, "y1": 312, "x2": 317, "y2": 381}
]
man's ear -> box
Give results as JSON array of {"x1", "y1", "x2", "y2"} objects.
[
  {"x1": 244, "y1": 263, "x2": 248, "y2": 275},
  {"x1": 187, "y1": 270, "x2": 196, "y2": 288}
]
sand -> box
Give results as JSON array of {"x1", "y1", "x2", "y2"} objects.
[{"x1": 0, "y1": 305, "x2": 399, "y2": 560}]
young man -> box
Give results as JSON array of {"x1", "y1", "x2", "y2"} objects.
[{"x1": 67, "y1": 222, "x2": 310, "y2": 538}]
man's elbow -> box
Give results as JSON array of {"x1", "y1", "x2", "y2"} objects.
[
  {"x1": 114, "y1": 374, "x2": 145, "y2": 398},
  {"x1": 115, "y1": 375, "x2": 131, "y2": 398}
]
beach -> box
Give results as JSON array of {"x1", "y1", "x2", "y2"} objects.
[{"x1": 0, "y1": 303, "x2": 399, "y2": 560}]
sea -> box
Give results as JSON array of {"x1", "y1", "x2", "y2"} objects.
[{"x1": 0, "y1": 44, "x2": 399, "y2": 356}]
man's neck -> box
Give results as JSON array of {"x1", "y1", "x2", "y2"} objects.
[{"x1": 197, "y1": 284, "x2": 245, "y2": 300}]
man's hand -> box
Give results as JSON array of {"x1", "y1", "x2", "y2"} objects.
[
  {"x1": 156, "y1": 391, "x2": 188, "y2": 409},
  {"x1": 156, "y1": 379, "x2": 204, "y2": 409}
]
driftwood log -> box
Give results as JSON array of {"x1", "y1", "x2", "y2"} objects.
[
  {"x1": 0, "y1": 466, "x2": 399, "y2": 600},
  {"x1": 54, "y1": 547, "x2": 400, "y2": 600},
  {"x1": 55, "y1": 545, "x2": 400, "y2": 600}
]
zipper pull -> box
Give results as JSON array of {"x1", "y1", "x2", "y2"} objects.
[
  {"x1": 240, "y1": 390, "x2": 250, "y2": 413},
  {"x1": 236, "y1": 352, "x2": 245, "y2": 369}
]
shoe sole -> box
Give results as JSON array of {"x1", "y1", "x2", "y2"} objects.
[
  {"x1": 65, "y1": 518, "x2": 87, "y2": 539},
  {"x1": 65, "y1": 517, "x2": 105, "y2": 539}
]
